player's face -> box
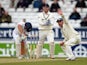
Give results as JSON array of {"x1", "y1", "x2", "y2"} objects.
[
  {"x1": 58, "y1": 21, "x2": 63, "y2": 28},
  {"x1": 43, "y1": 6, "x2": 49, "y2": 13}
]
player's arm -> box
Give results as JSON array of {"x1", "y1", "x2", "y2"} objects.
[
  {"x1": 38, "y1": 14, "x2": 51, "y2": 26},
  {"x1": 18, "y1": 24, "x2": 27, "y2": 40},
  {"x1": 50, "y1": 14, "x2": 55, "y2": 25},
  {"x1": 58, "y1": 9, "x2": 68, "y2": 24},
  {"x1": 38, "y1": 14, "x2": 45, "y2": 26},
  {"x1": 38, "y1": 17, "x2": 45, "y2": 26},
  {"x1": 60, "y1": 38, "x2": 67, "y2": 46},
  {"x1": 18, "y1": 24, "x2": 24, "y2": 34},
  {"x1": 38, "y1": 17, "x2": 48, "y2": 26}
]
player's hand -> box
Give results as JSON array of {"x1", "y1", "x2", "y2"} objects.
[
  {"x1": 21, "y1": 35, "x2": 27, "y2": 40},
  {"x1": 58, "y1": 9, "x2": 63, "y2": 15},
  {"x1": 60, "y1": 42, "x2": 64, "y2": 46},
  {"x1": 45, "y1": 20, "x2": 51, "y2": 25},
  {"x1": 21, "y1": 34, "x2": 27, "y2": 40}
]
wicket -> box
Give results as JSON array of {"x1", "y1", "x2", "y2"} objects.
[{"x1": 29, "y1": 31, "x2": 39, "y2": 59}]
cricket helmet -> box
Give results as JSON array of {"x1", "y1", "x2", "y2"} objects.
[{"x1": 25, "y1": 22, "x2": 32, "y2": 32}]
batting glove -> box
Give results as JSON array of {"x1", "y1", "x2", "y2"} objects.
[{"x1": 21, "y1": 34, "x2": 27, "y2": 40}]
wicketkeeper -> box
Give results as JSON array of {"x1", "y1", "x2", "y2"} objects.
[
  {"x1": 36, "y1": 4, "x2": 55, "y2": 59},
  {"x1": 56, "y1": 9, "x2": 81, "y2": 60},
  {"x1": 13, "y1": 19, "x2": 32, "y2": 59}
]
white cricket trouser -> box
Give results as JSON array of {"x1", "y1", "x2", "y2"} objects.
[
  {"x1": 39, "y1": 29, "x2": 54, "y2": 43},
  {"x1": 65, "y1": 35, "x2": 81, "y2": 46},
  {"x1": 61, "y1": 35, "x2": 81, "y2": 58},
  {"x1": 36, "y1": 29, "x2": 54, "y2": 58},
  {"x1": 13, "y1": 31, "x2": 28, "y2": 57}
]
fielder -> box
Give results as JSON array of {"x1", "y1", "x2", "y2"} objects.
[
  {"x1": 13, "y1": 19, "x2": 32, "y2": 59},
  {"x1": 36, "y1": 4, "x2": 55, "y2": 59},
  {"x1": 56, "y1": 10, "x2": 81, "y2": 60}
]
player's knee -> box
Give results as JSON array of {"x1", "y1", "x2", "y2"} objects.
[
  {"x1": 49, "y1": 42, "x2": 54, "y2": 46},
  {"x1": 37, "y1": 42, "x2": 43, "y2": 47},
  {"x1": 25, "y1": 46, "x2": 28, "y2": 50},
  {"x1": 64, "y1": 42, "x2": 69, "y2": 46},
  {"x1": 38, "y1": 40, "x2": 44, "y2": 44}
]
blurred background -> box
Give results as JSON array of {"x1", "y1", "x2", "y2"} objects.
[{"x1": 0, "y1": 0, "x2": 87, "y2": 58}]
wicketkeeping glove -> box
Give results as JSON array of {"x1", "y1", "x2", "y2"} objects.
[{"x1": 45, "y1": 20, "x2": 51, "y2": 25}]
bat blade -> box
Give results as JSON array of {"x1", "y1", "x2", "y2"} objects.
[{"x1": 21, "y1": 41, "x2": 25, "y2": 55}]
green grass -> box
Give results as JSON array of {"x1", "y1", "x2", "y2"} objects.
[{"x1": 0, "y1": 58, "x2": 87, "y2": 65}]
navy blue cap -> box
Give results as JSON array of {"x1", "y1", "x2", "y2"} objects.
[
  {"x1": 42, "y1": 4, "x2": 49, "y2": 7},
  {"x1": 25, "y1": 22, "x2": 32, "y2": 32}
]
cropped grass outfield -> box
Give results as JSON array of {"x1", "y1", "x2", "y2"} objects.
[{"x1": 0, "y1": 58, "x2": 87, "y2": 65}]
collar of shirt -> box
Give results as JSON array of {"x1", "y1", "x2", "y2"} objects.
[
  {"x1": 43, "y1": 11, "x2": 50, "y2": 15},
  {"x1": 42, "y1": 11, "x2": 51, "y2": 19}
]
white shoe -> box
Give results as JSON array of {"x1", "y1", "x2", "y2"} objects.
[
  {"x1": 71, "y1": 57, "x2": 76, "y2": 61},
  {"x1": 35, "y1": 55, "x2": 38, "y2": 59},
  {"x1": 25, "y1": 56, "x2": 29, "y2": 59},
  {"x1": 18, "y1": 55, "x2": 24, "y2": 59},
  {"x1": 66, "y1": 57, "x2": 76, "y2": 61},
  {"x1": 18, "y1": 56, "x2": 23, "y2": 59},
  {"x1": 66, "y1": 57, "x2": 71, "y2": 61},
  {"x1": 23, "y1": 54, "x2": 29, "y2": 59},
  {"x1": 50, "y1": 55, "x2": 55, "y2": 59},
  {"x1": 50, "y1": 56, "x2": 55, "y2": 59}
]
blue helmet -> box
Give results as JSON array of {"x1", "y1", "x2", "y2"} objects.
[{"x1": 25, "y1": 22, "x2": 32, "y2": 32}]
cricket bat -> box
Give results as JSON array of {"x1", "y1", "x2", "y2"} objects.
[{"x1": 21, "y1": 40, "x2": 25, "y2": 55}]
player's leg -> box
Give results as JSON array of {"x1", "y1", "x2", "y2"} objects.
[
  {"x1": 15, "y1": 44, "x2": 21, "y2": 57},
  {"x1": 36, "y1": 30, "x2": 46, "y2": 59},
  {"x1": 64, "y1": 36, "x2": 81, "y2": 60},
  {"x1": 36, "y1": 41, "x2": 44, "y2": 58},
  {"x1": 24, "y1": 40, "x2": 29, "y2": 59},
  {"x1": 49, "y1": 42, "x2": 54, "y2": 59},
  {"x1": 62, "y1": 38, "x2": 78, "y2": 60},
  {"x1": 16, "y1": 40, "x2": 25, "y2": 59},
  {"x1": 62, "y1": 45, "x2": 75, "y2": 60},
  {"x1": 47, "y1": 30, "x2": 55, "y2": 59},
  {"x1": 15, "y1": 38, "x2": 23, "y2": 59},
  {"x1": 19, "y1": 39, "x2": 29, "y2": 59},
  {"x1": 13, "y1": 32, "x2": 22, "y2": 59},
  {"x1": 61, "y1": 45, "x2": 71, "y2": 58}
]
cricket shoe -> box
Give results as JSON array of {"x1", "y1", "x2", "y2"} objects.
[
  {"x1": 50, "y1": 55, "x2": 55, "y2": 59},
  {"x1": 36, "y1": 56, "x2": 40, "y2": 59},
  {"x1": 50, "y1": 57, "x2": 55, "y2": 59},
  {"x1": 18, "y1": 55, "x2": 24, "y2": 59},
  {"x1": 25, "y1": 56, "x2": 29, "y2": 59},
  {"x1": 24, "y1": 55, "x2": 29, "y2": 59},
  {"x1": 66, "y1": 57, "x2": 76, "y2": 61}
]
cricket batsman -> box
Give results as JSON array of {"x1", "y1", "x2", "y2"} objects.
[
  {"x1": 56, "y1": 9, "x2": 81, "y2": 60},
  {"x1": 13, "y1": 19, "x2": 32, "y2": 59},
  {"x1": 36, "y1": 4, "x2": 55, "y2": 59}
]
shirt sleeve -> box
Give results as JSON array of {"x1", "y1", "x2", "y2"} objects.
[
  {"x1": 63, "y1": 38, "x2": 67, "y2": 42},
  {"x1": 61, "y1": 15, "x2": 68, "y2": 24},
  {"x1": 50, "y1": 14, "x2": 55, "y2": 25},
  {"x1": 38, "y1": 14, "x2": 46, "y2": 26}
]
